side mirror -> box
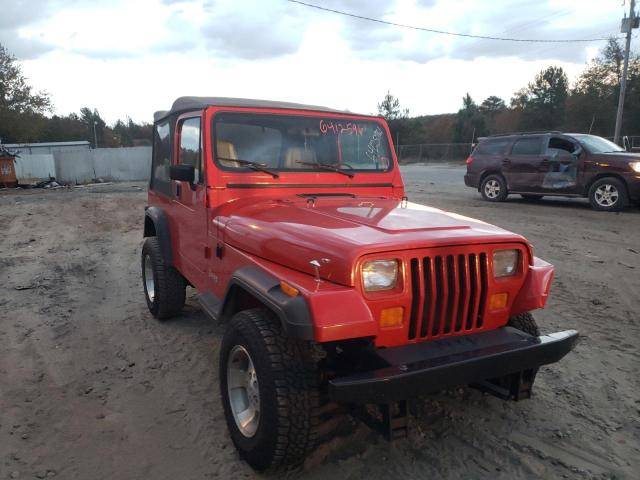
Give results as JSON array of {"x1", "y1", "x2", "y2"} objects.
[{"x1": 170, "y1": 164, "x2": 195, "y2": 183}]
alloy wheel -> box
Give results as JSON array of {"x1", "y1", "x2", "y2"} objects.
[
  {"x1": 144, "y1": 254, "x2": 155, "y2": 302},
  {"x1": 594, "y1": 184, "x2": 619, "y2": 207},
  {"x1": 227, "y1": 345, "x2": 261, "y2": 438},
  {"x1": 485, "y1": 179, "x2": 501, "y2": 199}
]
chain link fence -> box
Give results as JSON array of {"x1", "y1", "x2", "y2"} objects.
[{"x1": 397, "y1": 143, "x2": 473, "y2": 164}]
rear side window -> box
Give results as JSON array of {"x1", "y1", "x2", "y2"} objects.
[
  {"x1": 178, "y1": 117, "x2": 202, "y2": 183},
  {"x1": 475, "y1": 139, "x2": 511, "y2": 155},
  {"x1": 511, "y1": 137, "x2": 543, "y2": 155},
  {"x1": 151, "y1": 120, "x2": 172, "y2": 196}
]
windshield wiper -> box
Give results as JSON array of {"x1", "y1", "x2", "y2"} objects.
[
  {"x1": 218, "y1": 157, "x2": 279, "y2": 178},
  {"x1": 296, "y1": 161, "x2": 354, "y2": 178}
]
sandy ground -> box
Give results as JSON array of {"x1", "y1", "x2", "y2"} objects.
[{"x1": 1, "y1": 167, "x2": 639, "y2": 479}]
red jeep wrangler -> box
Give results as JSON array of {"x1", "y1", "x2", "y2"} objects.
[{"x1": 142, "y1": 97, "x2": 578, "y2": 471}]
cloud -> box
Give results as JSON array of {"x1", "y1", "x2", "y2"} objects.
[
  {"x1": 0, "y1": 33, "x2": 54, "y2": 59},
  {"x1": 329, "y1": 0, "x2": 620, "y2": 64},
  {"x1": 0, "y1": 0, "x2": 97, "y2": 59},
  {"x1": 199, "y1": 0, "x2": 307, "y2": 59}
]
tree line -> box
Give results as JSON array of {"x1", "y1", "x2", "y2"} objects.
[
  {"x1": 0, "y1": 43, "x2": 152, "y2": 147},
  {"x1": 379, "y1": 38, "x2": 640, "y2": 145}
]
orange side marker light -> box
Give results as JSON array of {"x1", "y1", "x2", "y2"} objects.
[
  {"x1": 489, "y1": 292, "x2": 509, "y2": 310},
  {"x1": 380, "y1": 307, "x2": 404, "y2": 328},
  {"x1": 280, "y1": 281, "x2": 299, "y2": 297}
]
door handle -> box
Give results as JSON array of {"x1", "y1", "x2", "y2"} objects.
[
  {"x1": 176, "y1": 182, "x2": 182, "y2": 197},
  {"x1": 501, "y1": 158, "x2": 511, "y2": 167}
]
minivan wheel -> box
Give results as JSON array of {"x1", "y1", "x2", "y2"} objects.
[
  {"x1": 141, "y1": 237, "x2": 186, "y2": 319},
  {"x1": 220, "y1": 309, "x2": 322, "y2": 472},
  {"x1": 588, "y1": 177, "x2": 627, "y2": 212},
  {"x1": 480, "y1": 174, "x2": 508, "y2": 202}
]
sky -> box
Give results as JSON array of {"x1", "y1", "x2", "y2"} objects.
[{"x1": 0, "y1": 0, "x2": 632, "y2": 124}]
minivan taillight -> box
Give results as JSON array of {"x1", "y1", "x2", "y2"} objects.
[{"x1": 465, "y1": 156, "x2": 473, "y2": 165}]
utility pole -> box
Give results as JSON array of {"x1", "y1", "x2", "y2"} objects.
[
  {"x1": 614, "y1": 0, "x2": 638, "y2": 145},
  {"x1": 93, "y1": 120, "x2": 98, "y2": 149}
]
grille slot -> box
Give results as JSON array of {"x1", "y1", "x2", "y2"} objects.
[{"x1": 408, "y1": 252, "x2": 489, "y2": 341}]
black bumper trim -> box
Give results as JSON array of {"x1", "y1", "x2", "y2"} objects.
[{"x1": 328, "y1": 327, "x2": 578, "y2": 404}]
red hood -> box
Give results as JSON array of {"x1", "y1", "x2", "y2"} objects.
[{"x1": 221, "y1": 196, "x2": 527, "y2": 286}]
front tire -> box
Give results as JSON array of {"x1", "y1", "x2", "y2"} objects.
[
  {"x1": 588, "y1": 177, "x2": 627, "y2": 212},
  {"x1": 220, "y1": 309, "x2": 321, "y2": 472},
  {"x1": 508, "y1": 312, "x2": 540, "y2": 380},
  {"x1": 508, "y1": 312, "x2": 540, "y2": 336},
  {"x1": 480, "y1": 174, "x2": 508, "y2": 202},
  {"x1": 141, "y1": 237, "x2": 186, "y2": 319}
]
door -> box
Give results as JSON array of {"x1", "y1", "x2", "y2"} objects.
[
  {"x1": 173, "y1": 115, "x2": 209, "y2": 287},
  {"x1": 503, "y1": 136, "x2": 545, "y2": 192},
  {"x1": 540, "y1": 136, "x2": 581, "y2": 193}
]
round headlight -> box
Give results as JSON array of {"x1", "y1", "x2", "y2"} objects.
[
  {"x1": 493, "y1": 249, "x2": 519, "y2": 277},
  {"x1": 363, "y1": 260, "x2": 398, "y2": 292},
  {"x1": 630, "y1": 161, "x2": 640, "y2": 173}
]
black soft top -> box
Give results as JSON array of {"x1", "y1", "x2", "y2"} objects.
[{"x1": 153, "y1": 96, "x2": 355, "y2": 122}]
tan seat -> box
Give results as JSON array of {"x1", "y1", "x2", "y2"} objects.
[
  {"x1": 217, "y1": 140, "x2": 241, "y2": 167},
  {"x1": 284, "y1": 147, "x2": 316, "y2": 169}
]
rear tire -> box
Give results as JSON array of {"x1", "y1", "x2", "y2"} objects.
[
  {"x1": 480, "y1": 174, "x2": 508, "y2": 202},
  {"x1": 588, "y1": 177, "x2": 627, "y2": 211},
  {"x1": 141, "y1": 237, "x2": 186, "y2": 319},
  {"x1": 220, "y1": 309, "x2": 322, "y2": 472}
]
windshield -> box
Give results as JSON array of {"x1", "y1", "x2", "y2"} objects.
[
  {"x1": 571, "y1": 134, "x2": 625, "y2": 153},
  {"x1": 213, "y1": 113, "x2": 392, "y2": 172}
]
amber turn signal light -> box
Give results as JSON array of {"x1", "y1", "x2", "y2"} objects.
[
  {"x1": 379, "y1": 307, "x2": 404, "y2": 328},
  {"x1": 279, "y1": 281, "x2": 299, "y2": 297},
  {"x1": 489, "y1": 292, "x2": 508, "y2": 310}
]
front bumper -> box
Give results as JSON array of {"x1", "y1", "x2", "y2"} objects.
[
  {"x1": 625, "y1": 173, "x2": 640, "y2": 201},
  {"x1": 329, "y1": 327, "x2": 578, "y2": 404}
]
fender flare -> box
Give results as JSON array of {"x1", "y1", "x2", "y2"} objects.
[
  {"x1": 220, "y1": 265, "x2": 314, "y2": 340},
  {"x1": 144, "y1": 206, "x2": 173, "y2": 266},
  {"x1": 511, "y1": 256, "x2": 554, "y2": 316}
]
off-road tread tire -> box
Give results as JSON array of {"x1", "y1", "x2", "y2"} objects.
[
  {"x1": 480, "y1": 174, "x2": 508, "y2": 202},
  {"x1": 220, "y1": 309, "x2": 322, "y2": 472},
  {"x1": 588, "y1": 177, "x2": 628, "y2": 212},
  {"x1": 508, "y1": 312, "x2": 540, "y2": 337},
  {"x1": 141, "y1": 237, "x2": 186, "y2": 319}
]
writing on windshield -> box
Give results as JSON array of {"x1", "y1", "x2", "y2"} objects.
[{"x1": 214, "y1": 113, "x2": 392, "y2": 172}]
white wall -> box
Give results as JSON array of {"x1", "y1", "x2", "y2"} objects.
[
  {"x1": 53, "y1": 147, "x2": 152, "y2": 183},
  {"x1": 14, "y1": 154, "x2": 56, "y2": 182}
]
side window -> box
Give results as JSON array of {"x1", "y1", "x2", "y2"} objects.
[
  {"x1": 476, "y1": 139, "x2": 511, "y2": 155},
  {"x1": 511, "y1": 137, "x2": 542, "y2": 155},
  {"x1": 178, "y1": 117, "x2": 202, "y2": 183},
  {"x1": 151, "y1": 120, "x2": 171, "y2": 196},
  {"x1": 548, "y1": 137, "x2": 577, "y2": 155}
]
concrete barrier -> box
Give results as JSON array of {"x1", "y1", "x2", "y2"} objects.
[{"x1": 54, "y1": 146, "x2": 152, "y2": 183}]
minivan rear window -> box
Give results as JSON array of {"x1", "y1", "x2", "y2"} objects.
[{"x1": 475, "y1": 139, "x2": 511, "y2": 155}]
